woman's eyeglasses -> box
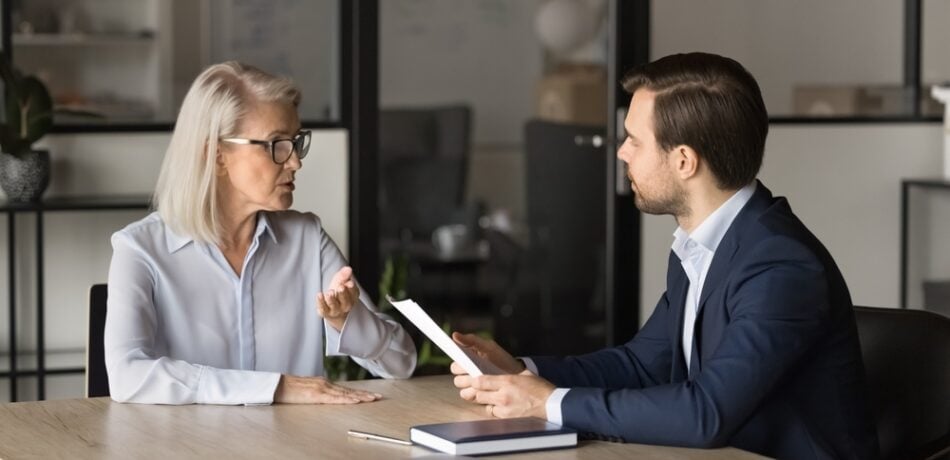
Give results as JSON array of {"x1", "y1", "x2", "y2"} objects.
[{"x1": 220, "y1": 130, "x2": 312, "y2": 164}]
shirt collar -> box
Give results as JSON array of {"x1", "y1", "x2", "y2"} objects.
[
  {"x1": 164, "y1": 211, "x2": 278, "y2": 253},
  {"x1": 256, "y1": 212, "x2": 278, "y2": 244},
  {"x1": 165, "y1": 225, "x2": 192, "y2": 253},
  {"x1": 671, "y1": 181, "x2": 757, "y2": 257}
]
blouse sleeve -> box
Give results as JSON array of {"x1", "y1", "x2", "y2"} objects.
[{"x1": 316, "y1": 217, "x2": 417, "y2": 378}]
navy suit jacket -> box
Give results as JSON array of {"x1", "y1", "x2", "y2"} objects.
[{"x1": 531, "y1": 182, "x2": 879, "y2": 459}]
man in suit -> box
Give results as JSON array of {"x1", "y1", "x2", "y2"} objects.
[{"x1": 451, "y1": 52, "x2": 879, "y2": 459}]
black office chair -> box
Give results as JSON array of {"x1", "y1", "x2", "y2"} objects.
[
  {"x1": 854, "y1": 306, "x2": 950, "y2": 459},
  {"x1": 379, "y1": 105, "x2": 473, "y2": 241},
  {"x1": 86, "y1": 284, "x2": 110, "y2": 398}
]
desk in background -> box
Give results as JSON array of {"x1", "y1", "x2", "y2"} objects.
[
  {"x1": 0, "y1": 195, "x2": 151, "y2": 401},
  {"x1": 0, "y1": 375, "x2": 762, "y2": 459}
]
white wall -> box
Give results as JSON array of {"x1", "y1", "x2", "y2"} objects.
[
  {"x1": 0, "y1": 130, "x2": 348, "y2": 400},
  {"x1": 652, "y1": 0, "x2": 906, "y2": 115},
  {"x1": 639, "y1": 125, "x2": 946, "y2": 324}
]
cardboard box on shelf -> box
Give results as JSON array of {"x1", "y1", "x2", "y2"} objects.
[
  {"x1": 536, "y1": 64, "x2": 607, "y2": 126},
  {"x1": 922, "y1": 84, "x2": 947, "y2": 116},
  {"x1": 793, "y1": 85, "x2": 911, "y2": 117}
]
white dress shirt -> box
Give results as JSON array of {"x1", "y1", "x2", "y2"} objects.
[
  {"x1": 105, "y1": 211, "x2": 417, "y2": 405},
  {"x1": 535, "y1": 181, "x2": 757, "y2": 425},
  {"x1": 672, "y1": 181, "x2": 756, "y2": 369}
]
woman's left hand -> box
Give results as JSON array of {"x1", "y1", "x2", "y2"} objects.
[{"x1": 317, "y1": 266, "x2": 360, "y2": 331}]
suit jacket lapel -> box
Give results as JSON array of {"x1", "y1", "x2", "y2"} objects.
[
  {"x1": 690, "y1": 181, "x2": 774, "y2": 376},
  {"x1": 696, "y1": 181, "x2": 773, "y2": 313},
  {"x1": 666, "y1": 251, "x2": 690, "y2": 382},
  {"x1": 697, "y1": 239, "x2": 740, "y2": 310}
]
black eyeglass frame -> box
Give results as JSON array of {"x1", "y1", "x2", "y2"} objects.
[{"x1": 220, "y1": 130, "x2": 312, "y2": 164}]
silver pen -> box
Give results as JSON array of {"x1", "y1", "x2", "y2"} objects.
[{"x1": 347, "y1": 429, "x2": 413, "y2": 446}]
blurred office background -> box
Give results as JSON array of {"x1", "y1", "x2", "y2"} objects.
[{"x1": 2, "y1": 0, "x2": 950, "y2": 401}]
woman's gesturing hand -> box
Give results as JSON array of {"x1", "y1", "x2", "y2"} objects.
[{"x1": 317, "y1": 266, "x2": 361, "y2": 331}]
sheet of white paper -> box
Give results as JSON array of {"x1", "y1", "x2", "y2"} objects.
[{"x1": 388, "y1": 297, "x2": 504, "y2": 376}]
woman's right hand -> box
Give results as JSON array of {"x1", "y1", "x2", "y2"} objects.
[
  {"x1": 450, "y1": 332, "x2": 526, "y2": 376},
  {"x1": 273, "y1": 375, "x2": 382, "y2": 404}
]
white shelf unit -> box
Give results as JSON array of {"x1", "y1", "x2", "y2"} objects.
[
  {"x1": 12, "y1": 0, "x2": 173, "y2": 123},
  {"x1": 13, "y1": 33, "x2": 156, "y2": 47}
]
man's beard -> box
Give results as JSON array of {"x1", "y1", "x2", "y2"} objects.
[{"x1": 632, "y1": 178, "x2": 688, "y2": 217}]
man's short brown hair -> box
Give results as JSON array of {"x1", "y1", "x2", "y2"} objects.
[{"x1": 622, "y1": 52, "x2": 768, "y2": 190}]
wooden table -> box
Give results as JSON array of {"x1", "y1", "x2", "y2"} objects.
[{"x1": 0, "y1": 375, "x2": 763, "y2": 459}]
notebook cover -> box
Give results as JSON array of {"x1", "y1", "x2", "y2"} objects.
[{"x1": 412, "y1": 417, "x2": 576, "y2": 443}]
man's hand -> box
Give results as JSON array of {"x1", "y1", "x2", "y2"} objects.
[
  {"x1": 450, "y1": 332, "x2": 526, "y2": 375},
  {"x1": 453, "y1": 370, "x2": 555, "y2": 419},
  {"x1": 273, "y1": 374, "x2": 382, "y2": 404},
  {"x1": 317, "y1": 266, "x2": 360, "y2": 331}
]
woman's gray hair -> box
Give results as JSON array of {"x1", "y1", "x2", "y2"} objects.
[{"x1": 153, "y1": 61, "x2": 301, "y2": 243}]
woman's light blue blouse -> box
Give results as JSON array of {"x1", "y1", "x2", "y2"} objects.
[{"x1": 105, "y1": 211, "x2": 416, "y2": 405}]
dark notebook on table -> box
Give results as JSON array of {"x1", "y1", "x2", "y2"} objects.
[{"x1": 410, "y1": 417, "x2": 577, "y2": 456}]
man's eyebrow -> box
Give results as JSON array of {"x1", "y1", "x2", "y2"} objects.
[{"x1": 625, "y1": 129, "x2": 637, "y2": 141}]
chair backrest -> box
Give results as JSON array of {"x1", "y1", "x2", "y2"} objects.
[
  {"x1": 380, "y1": 105, "x2": 472, "y2": 164},
  {"x1": 86, "y1": 284, "x2": 110, "y2": 398},
  {"x1": 379, "y1": 105, "x2": 472, "y2": 239},
  {"x1": 854, "y1": 306, "x2": 950, "y2": 459}
]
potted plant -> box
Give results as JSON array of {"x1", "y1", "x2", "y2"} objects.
[{"x1": 0, "y1": 51, "x2": 53, "y2": 202}]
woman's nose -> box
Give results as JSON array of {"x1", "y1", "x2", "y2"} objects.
[{"x1": 285, "y1": 151, "x2": 303, "y2": 170}]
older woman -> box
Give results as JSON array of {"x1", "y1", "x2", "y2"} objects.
[{"x1": 105, "y1": 62, "x2": 416, "y2": 405}]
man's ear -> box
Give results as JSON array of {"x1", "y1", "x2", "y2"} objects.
[{"x1": 670, "y1": 145, "x2": 699, "y2": 180}]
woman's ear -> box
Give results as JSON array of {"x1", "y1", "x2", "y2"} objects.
[{"x1": 212, "y1": 142, "x2": 228, "y2": 176}]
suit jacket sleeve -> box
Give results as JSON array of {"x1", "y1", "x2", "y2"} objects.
[
  {"x1": 529, "y1": 291, "x2": 673, "y2": 390},
  {"x1": 557, "y1": 235, "x2": 832, "y2": 448}
]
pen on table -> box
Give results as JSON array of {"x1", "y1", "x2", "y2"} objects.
[{"x1": 347, "y1": 429, "x2": 413, "y2": 446}]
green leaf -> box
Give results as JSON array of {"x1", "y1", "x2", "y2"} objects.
[
  {"x1": 0, "y1": 53, "x2": 55, "y2": 155},
  {"x1": 323, "y1": 355, "x2": 369, "y2": 382},
  {"x1": 419, "y1": 339, "x2": 432, "y2": 365},
  {"x1": 428, "y1": 355, "x2": 453, "y2": 366},
  {"x1": 19, "y1": 76, "x2": 53, "y2": 145}
]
